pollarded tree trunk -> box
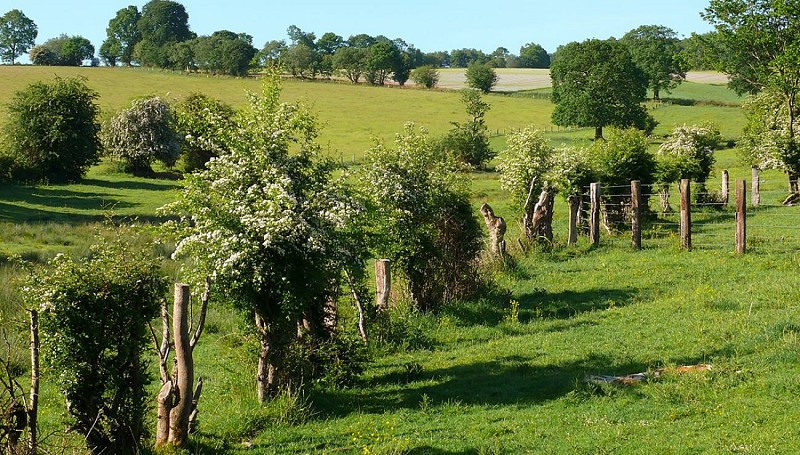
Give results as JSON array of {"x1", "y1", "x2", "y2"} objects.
[
  {"x1": 524, "y1": 189, "x2": 555, "y2": 242},
  {"x1": 480, "y1": 203, "x2": 507, "y2": 255},
  {"x1": 595, "y1": 126, "x2": 604, "y2": 140}
]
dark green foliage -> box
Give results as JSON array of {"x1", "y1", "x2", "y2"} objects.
[
  {"x1": 30, "y1": 34, "x2": 94, "y2": 66},
  {"x1": 102, "y1": 6, "x2": 141, "y2": 66},
  {"x1": 310, "y1": 334, "x2": 368, "y2": 389},
  {"x1": 0, "y1": 9, "x2": 38, "y2": 64},
  {"x1": 135, "y1": 0, "x2": 193, "y2": 67},
  {"x1": 192, "y1": 31, "x2": 257, "y2": 76},
  {"x1": 174, "y1": 93, "x2": 234, "y2": 172},
  {"x1": 0, "y1": 76, "x2": 100, "y2": 183},
  {"x1": 550, "y1": 39, "x2": 655, "y2": 139},
  {"x1": 465, "y1": 62, "x2": 497, "y2": 93},
  {"x1": 27, "y1": 235, "x2": 168, "y2": 454},
  {"x1": 622, "y1": 25, "x2": 687, "y2": 100},
  {"x1": 519, "y1": 42, "x2": 550, "y2": 68}
]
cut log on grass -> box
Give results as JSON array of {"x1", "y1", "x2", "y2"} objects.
[{"x1": 585, "y1": 364, "x2": 712, "y2": 386}]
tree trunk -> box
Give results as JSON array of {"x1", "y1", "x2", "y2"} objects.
[
  {"x1": 653, "y1": 87, "x2": 660, "y2": 101},
  {"x1": 595, "y1": 126, "x2": 604, "y2": 140},
  {"x1": 480, "y1": 203, "x2": 507, "y2": 255},
  {"x1": 168, "y1": 284, "x2": 193, "y2": 447},
  {"x1": 526, "y1": 189, "x2": 554, "y2": 242},
  {"x1": 156, "y1": 381, "x2": 173, "y2": 446},
  {"x1": 255, "y1": 313, "x2": 272, "y2": 404},
  {"x1": 28, "y1": 309, "x2": 39, "y2": 454},
  {"x1": 375, "y1": 259, "x2": 391, "y2": 312}
]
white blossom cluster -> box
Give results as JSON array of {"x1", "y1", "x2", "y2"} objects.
[
  {"x1": 496, "y1": 127, "x2": 554, "y2": 204},
  {"x1": 741, "y1": 92, "x2": 800, "y2": 171},
  {"x1": 103, "y1": 97, "x2": 181, "y2": 167},
  {"x1": 164, "y1": 76, "x2": 357, "y2": 294},
  {"x1": 657, "y1": 123, "x2": 720, "y2": 181}
]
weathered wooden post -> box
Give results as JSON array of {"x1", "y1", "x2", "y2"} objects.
[
  {"x1": 751, "y1": 167, "x2": 761, "y2": 207},
  {"x1": 680, "y1": 179, "x2": 692, "y2": 250},
  {"x1": 590, "y1": 183, "x2": 601, "y2": 246},
  {"x1": 375, "y1": 259, "x2": 391, "y2": 312},
  {"x1": 568, "y1": 195, "x2": 579, "y2": 245},
  {"x1": 721, "y1": 170, "x2": 729, "y2": 205},
  {"x1": 736, "y1": 179, "x2": 746, "y2": 255},
  {"x1": 631, "y1": 180, "x2": 642, "y2": 250}
]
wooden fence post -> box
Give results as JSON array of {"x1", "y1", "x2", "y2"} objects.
[
  {"x1": 736, "y1": 179, "x2": 746, "y2": 255},
  {"x1": 680, "y1": 179, "x2": 692, "y2": 250},
  {"x1": 631, "y1": 180, "x2": 642, "y2": 250},
  {"x1": 375, "y1": 259, "x2": 391, "y2": 312},
  {"x1": 721, "y1": 170, "x2": 729, "y2": 205},
  {"x1": 751, "y1": 167, "x2": 761, "y2": 207},
  {"x1": 568, "y1": 195, "x2": 579, "y2": 245},
  {"x1": 589, "y1": 183, "x2": 601, "y2": 246}
]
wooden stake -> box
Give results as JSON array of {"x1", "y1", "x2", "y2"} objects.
[
  {"x1": 568, "y1": 195, "x2": 579, "y2": 245},
  {"x1": 375, "y1": 259, "x2": 391, "y2": 312},
  {"x1": 736, "y1": 179, "x2": 746, "y2": 255},
  {"x1": 631, "y1": 181, "x2": 642, "y2": 250},
  {"x1": 680, "y1": 179, "x2": 691, "y2": 250},
  {"x1": 589, "y1": 183, "x2": 600, "y2": 246},
  {"x1": 721, "y1": 170, "x2": 729, "y2": 205},
  {"x1": 751, "y1": 167, "x2": 761, "y2": 207}
]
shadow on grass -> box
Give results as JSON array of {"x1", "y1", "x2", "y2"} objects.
[
  {"x1": 516, "y1": 287, "x2": 636, "y2": 321},
  {"x1": 81, "y1": 178, "x2": 181, "y2": 192},
  {"x1": 314, "y1": 351, "x2": 703, "y2": 420},
  {"x1": 440, "y1": 287, "x2": 636, "y2": 327}
]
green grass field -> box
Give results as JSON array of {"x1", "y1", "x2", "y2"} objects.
[{"x1": 4, "y1": 66, "x2": 800, "y2": 454}]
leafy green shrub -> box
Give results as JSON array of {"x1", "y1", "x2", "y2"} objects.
[
  {"x1": 497, "y1": 127, "x2": 554, "y2": 203},
  {"x1": 439, "y1": 89, "x2": 494, "y2": 168},
  {"x1": 102, "y1": 96, "x2": 180, "y2": 174},
  {"x1": 591, "y1": 127, "x2": 655, "y2": 187},
  {"x1": 410, "y1": 65, "x2": 439, "y2": 89},
  {"x1": 360, "y1": 123, "x2": 483, "y2": 311},
  {"x1": 465, "y1": 62, "x2": 498, "y2": 93},
  {"x1": 657, "y1": 123, "x2": 720, "y2": 183},
  {"x1": 173, "y1": 93, "x2": 234, "y2": 172},
  {"x1": 25, "y1": 235, "x2": 168, "y2": 454},
  {"x1": 310, "y1": 334, "x2": 368, "y2": 389},
  {"x1": 0, "y1": 76, "x2": 100, "y2": 183}
]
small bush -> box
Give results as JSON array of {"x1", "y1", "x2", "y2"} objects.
[
  {"x1": 465, "y1": 62, "x2": 498, "y2": 93},
  {"x1": 25, "y1": 233, "x2": 168, "y2": 454},
  {"x1": 174, "y1": 93, "x2": 234, "y2": 172},
  {"x1": 102, "y1": 96, "x2": 180, "y2": 174},
  {"x1": 410, "y1": 65, "x2": 439, "y2": 89},
  {"x1": 0, "y1": 76, "x2": 100, "y2": 183}
]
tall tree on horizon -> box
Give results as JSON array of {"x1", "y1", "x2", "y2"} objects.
[{"x1": 0, "y1": 9, "x2": 38, "y2": 64}]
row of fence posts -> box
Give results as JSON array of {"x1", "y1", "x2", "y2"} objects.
[{"x1": 578, "y1": 173, "x2": 752, "y2": 254}]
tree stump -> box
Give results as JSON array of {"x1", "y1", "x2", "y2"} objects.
[
  {"x1": 524, "y1": 190, "x2": 554, "y2": 242},
  {"x1": 480, "y1": 203, "x2": 507, "y2": 255}
]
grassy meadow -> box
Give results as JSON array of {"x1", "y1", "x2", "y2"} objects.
[{"x1": 6, "y1": 66, "x2": 800, "y2": 454}]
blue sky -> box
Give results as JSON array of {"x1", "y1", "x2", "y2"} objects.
[{"x1": 6, "y1": 0, "x2": 715, "y2": 62}]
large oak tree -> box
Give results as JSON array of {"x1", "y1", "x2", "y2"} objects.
[{"x1": 550, "y1": 39, "x2": 654, "y2": 140}]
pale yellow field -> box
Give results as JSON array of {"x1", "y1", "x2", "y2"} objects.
[{"x1": 433, "y1": 68, "x2": 729, "y2": 91}]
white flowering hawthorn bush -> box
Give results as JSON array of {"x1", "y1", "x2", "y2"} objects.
[
  {"x1": 657, "y1": 123, "x2": 720, "y2": 184},
  {"x1": 102, "y1": 96, "x2": 181, "y2": 173},
  {"x1": 549, "y1": 146, "x2": 596, "y2": 197},
  {"x1": 163, "y1": 73, "x2": 364, "y2": 400},
  {"x1": 496, "y1": 127, "x2": 554, "y2": 204},
  {"x1": 741, "y1": 91, "x2": 800, "y2": 193},
  {"x1": 360, "y1": 123, "x2": 482, "y2": 310}
]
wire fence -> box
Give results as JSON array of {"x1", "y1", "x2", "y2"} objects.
[{"x1": 574, "y1": 177, "x2": 800, "y2": 254}]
